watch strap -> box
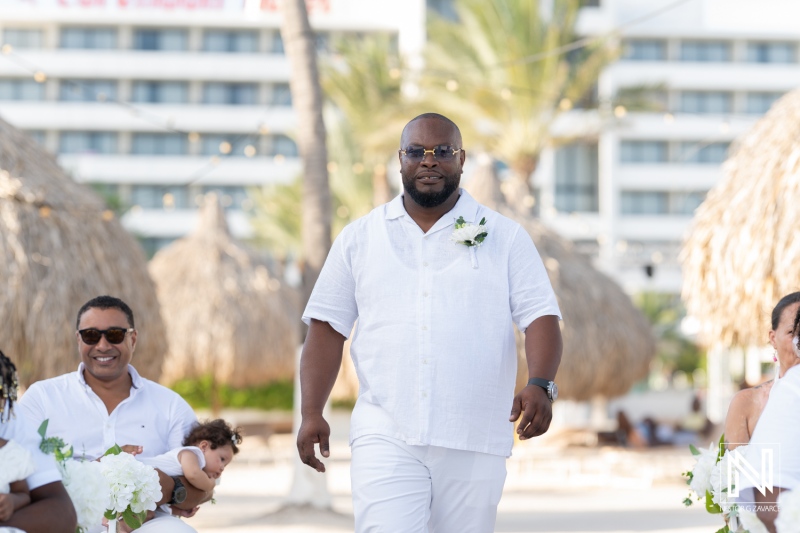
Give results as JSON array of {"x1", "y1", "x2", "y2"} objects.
[
  {"x1": 169, "y1": 475, "x2": 186, "y2": 505},
  {"x1": 527, "y1": 377, "x2": 552, "y2": 389}
]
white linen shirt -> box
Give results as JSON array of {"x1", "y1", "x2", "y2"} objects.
[
  {"x1": 19, "y1": 363, "x2": 197, "y2": 461},
  {"x1": 302, "y1": 189, "x2": 561, "y2": 457}
]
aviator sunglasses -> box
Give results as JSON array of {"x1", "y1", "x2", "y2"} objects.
[
  {"x1": 78, "y1": 327, "x2": 134, "y2": 345},
  {"x1": 400, "y1": 145, "x2": 461, "y2": 162}
]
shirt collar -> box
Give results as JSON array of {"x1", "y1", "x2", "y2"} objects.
[
  {"x1": 76, "y1": 362, "x2": 143, "y2": 390},
  {"x1": 385, "y1": 188, "x2": 482, "y2": 229}
]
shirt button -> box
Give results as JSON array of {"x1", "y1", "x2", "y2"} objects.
[
  {"x1": 423, "y1": 292, "x2": 429, "y2": 297},
  {"x1": 422, "y1": 392, "x2": 427, "y2": 398},
  {"x1": 422, "y1": 325, "x2": 428, "y2": 330},
  {"x1": 423, "y1": 262, "x2": 429, "y2": 267},
  {"x1": 422, "y1": 359, "x2": 428, "y2": 364}
]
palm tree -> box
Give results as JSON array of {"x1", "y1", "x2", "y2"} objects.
[
  {"x1": 321, "y1": 34, "x2": 407, "y2": 207},
  {"x1": 423, "y1": 0, "x2": 616, "y2": 215},
  {"x1": 280, "y1": 0, "x2": 332, "y2": 511},
  {"x1": 281, "y1": 0, "x2": 331, "y2": 300}
]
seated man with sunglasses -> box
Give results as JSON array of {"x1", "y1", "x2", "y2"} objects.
[{"x1": 19, "y1": 295, "x2": 206, "y2": 533}]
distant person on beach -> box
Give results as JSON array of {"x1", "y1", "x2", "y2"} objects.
[
  {"x1": 19, "y1": 295, "x2": 208, "y2": 532},
  {"x1": 297, "y1": 113, "x2": 563, "y2": 532}
]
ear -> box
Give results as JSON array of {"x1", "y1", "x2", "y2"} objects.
[
  {"x1": 769, "y1": 329, "x2": 777, "y2": 348},
  {"x1": 197, "y1": 440, "x2": 209, "y2": 451},
  {"x1": 130, "y1": 330, "x2": 138, "y2": 352}
]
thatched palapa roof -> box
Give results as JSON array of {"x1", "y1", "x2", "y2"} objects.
[
  {"x1": 332, "y1": 160, "x2": 655, "y2": 402},
  {"x1": 682, "y1": 89, "x2": 800, "y2": 348},
  {"x1": 0, "y1": 117, "x2": 167, "y2": 385},
  {"x1": 469, "y1": 159, "x2": 655, "y2": 401},
  {"x1": 150, "y1": 193, "x2": 299, "y2": 388}
]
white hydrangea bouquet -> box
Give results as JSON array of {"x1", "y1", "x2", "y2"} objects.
[
  {"x1": 682, "y1": 434, "x2": 761, "y2": 533},
  {"x1": 38, "y1": 421, "x2": 161, "y2": 532},
  {"x1": 100, "y1": 445, "x2": 162, "y2": 531},
  {"x1": 38, "y1": 420, "x2": 110, "y2": 533}
]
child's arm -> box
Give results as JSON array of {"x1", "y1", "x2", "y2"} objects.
[
  {"x1": 0, "y1": 480, "x2": 31, "y2": 522},
  {"x1": 178, "y1": 450, "x2": 216, "y2": 492}
]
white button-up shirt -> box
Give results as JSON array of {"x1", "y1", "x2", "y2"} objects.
[
  {"x1": 0, "y1": 407, "x2": 61, "y2": 490},
  {"x1": 19, "y1": 364, "x2": 196, "y2": 461},
  {"x1": 303, "y1": 190, "x2": 561, "y2": 457}
]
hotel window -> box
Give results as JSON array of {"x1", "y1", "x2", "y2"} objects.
[
  {"x1": 25, "y1": 130, "x2": 46, "y2": 145},
  {"x1": 680, "y1": 41, "x2": 731, "y2": 62},
  {"x1": 2, "y1": 29, "x2": 43, "y2": 49},
  {"x1": 621, "y1": 191, "x2": 668, "y2": 215},
  {"x1": 59, "y1": 27, "x2": 116, "y2": 49},
  {"x1": 59, "y1": 132, "x2": 117, "y2": 154},
  {"x1": 623, "y1": 39, "x2": 667, "y2": 61},
  {"x1": 59, "y1": 80, "x2": 117, "y2": 102},
  {"x1": 203, "y1": 30, "x2": 258, "y2": 53},
  {"x1": 203, "y1": 83, "x2": 258, "y2": 105},
  {"x1": 131, "y1": 133, "x2": 187, "y2": 155},
  {"x1": 746, "y1": 42, "x2": 794, "y2": 63},
  {"x1": 620, "y1": 141, "x2": 668, "y2": 163},
  {"x1": 265, "y1": 134, "x2": 299, "y2": 157},
  {"x1": 202, "y1": 185, "x2": 249, "y2": 210},
  {"x1": 133, "y1": 29, "x2": 188, "y2": 51},
  {"x1": 679, "y1": 91, "x2": 732, "y2": 114},
  {"x1": 678, "y1": 142, "x2": 729, "y2": 164},
  {"x1": 554, "y1": 142, "x2": 598, "y2": 212},
  {"x1": 0, "y1": 79, "x2": 45, "y2": 100},
  {"x1": 131, "y1": 185, "x2": 189, "y2": 209},
  {"x1": 746, "y1": 92, "x2": 784, "y2": 114},
  {"x1": 201, "y1": 134, "x2": 259, "y2": 156},
  {"x1": 269, "y1": 31, "x2": 284, "y2": 54},
  {"x1": 131, "y1": 81, "x2": 189, "y2": 104},
  {"x1": 669, "y1": 191, "x2": 706, "y2": 215},
  {"x1": 269, "y1": 83, "x2": 292, "y2": 106}
]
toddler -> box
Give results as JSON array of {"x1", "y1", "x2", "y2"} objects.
[{"x1": 136, "y1": 419, "x2": 242, "y2": 493}]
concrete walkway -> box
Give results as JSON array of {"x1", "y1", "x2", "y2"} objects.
[{"x1": 184, "y1": 411, "x2": 723, "y2": 533}]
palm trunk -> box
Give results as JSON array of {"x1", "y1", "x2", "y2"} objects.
[
  {"x1": 372, "y1": 163, "x2": 393, "y2": 206},
  {"x1": 281, "y1": 0, "x2": 332, "y2": 303},
  {"x1": 280, "y1": 0, "x2": 333, "y2": 511}
]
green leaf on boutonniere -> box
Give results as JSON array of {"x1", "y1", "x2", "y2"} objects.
[
  {"x1": 479, "y1": 217, "x2": 486, "y2": 225},
  {"x1": 455, "y1": 216, "x2": 466, "y2": 229},
  {"x1": 689, "y1": 443, "x2": 700, "y2": 456},
  {"x1": 122, "y1": 508, "x2": 143, "y2": 529}
]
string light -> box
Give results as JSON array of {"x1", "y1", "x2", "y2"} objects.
[
  {"x1": 352, "y1": 162, "x2": 365, "y2": 173},
  {"x1": 187, "y1": 132, "x2": 200, "y2": 143},
  {"x1": 558, "y1": 98, "x2": 573, "y2": 111},
  {"x1": 663, "y1": 113, "x2": 675, "y2": 124},
  {"x1": 219, "y1": 141, "x2": 232, "y2": 155},
  {"x1": 327, "y1": 161, "x2": 338, "y2": 172},
  {"x1": 445, "y1": 79, "x2": 459, "y2": 92},
  {"x1": 388, "y1": 68, "x2": 401, "y2": 79},
  {"x1": 500, "y1": 88, "x2": 512, "y2": 100},
  {"x1": 1, "y1": 45, "x2": 12, "y2": 55},
  {"x1": 244, "y1": 145, "x2": 256, "y2": 157},
  {"x1": 33, "y1": 71, "x2": 46, "y2": 83},
  {"x1": 614, "y1": 105, "x2": 627, "y2": 118}
]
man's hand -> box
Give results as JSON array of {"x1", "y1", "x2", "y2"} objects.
[
  {"x1": 297, "y1": 414, "x2": 331, "y2": 472},
  {"x1": 0, "y1": 494, "x2": 14, "y2": 522},
  {"x1": 120, "y1": 445, "x2": 143, "y2": 456},
  {"x1": 172, "y1": 506, "x2": 200, "y2": 518},
  {"x1": 509, "y1": 385, "x2": 552, "y2": 440}
]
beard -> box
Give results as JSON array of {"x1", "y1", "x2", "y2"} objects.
[{"x1": 401, "y1": 169, "x2": 461, "y2": 208}]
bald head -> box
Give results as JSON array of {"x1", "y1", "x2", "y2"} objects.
[{"x1": 400, "y1": 113, "x2": 462, "y2": 148}]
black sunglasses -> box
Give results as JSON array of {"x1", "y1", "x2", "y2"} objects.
[
  {"x1": 78, "y1": 328, "x2": 134, "y2": 345},
  {"x1": 400, "y1": 145, "x2": 461, "y2": 162}
]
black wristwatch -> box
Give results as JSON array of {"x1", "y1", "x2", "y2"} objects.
[
  {"x1": 527, "y1": 378, "x2": 558, "y2": 403},
  {"x1": 169, "y1": 476, "x2": 187, "y2": 505}
]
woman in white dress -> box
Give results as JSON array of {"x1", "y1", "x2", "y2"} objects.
[{"x1": 0, "y1": 350, "x2": 35, "y2": 533}]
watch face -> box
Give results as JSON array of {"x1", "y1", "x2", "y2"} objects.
[
  {"x1": 174, "y1": 486, "x2": 187, "y2": 504},
  {"x1": 549, "y1": 382, "x2": 558, "y2": 402}
]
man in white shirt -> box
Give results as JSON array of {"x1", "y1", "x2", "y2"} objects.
[
  {"x1": 0, "y1": 351, "x2": 76, "y2": 532},
  {"x1": 298, "y1": 113, "x2": 563, "y2": 532},
  {"x1": 19, "y1": 295, "x2": 209, "y2": 533}
]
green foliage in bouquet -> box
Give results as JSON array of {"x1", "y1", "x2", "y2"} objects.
[{"x1": 38, "y1": 419, "x2": 73, "y2": 462}]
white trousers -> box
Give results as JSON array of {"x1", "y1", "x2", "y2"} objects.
[{"x1": 350, "y1": 435, "x2": 507, "y2": 533}]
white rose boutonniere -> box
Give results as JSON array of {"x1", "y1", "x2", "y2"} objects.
[{"x1": 451, "y1": 216, "x2": 488, "y2": 269}]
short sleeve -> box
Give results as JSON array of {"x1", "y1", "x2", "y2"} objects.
[
  {"x1": 302, "y1": 228, "x2": 358, "y2": 338},
  {"x1": 508, "y1": 226, "x2": 562, "y2": 331}
]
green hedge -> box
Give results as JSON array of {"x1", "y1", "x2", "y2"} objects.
[{"x1": 170, "y1": 376, "x2": 293, "y2": 411}]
